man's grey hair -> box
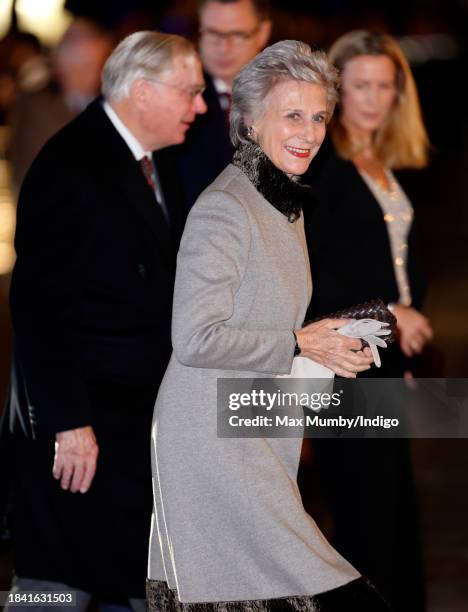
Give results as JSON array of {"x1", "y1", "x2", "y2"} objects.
[
  {"x1": 102, "y1": 31, "x2": 196, "y2": 101},
  {"x1": 230, "y1": 40, "x2": 339, "y2": 147}
]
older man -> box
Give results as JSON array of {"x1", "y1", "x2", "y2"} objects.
[
  {"x1": 177, "y1": 0, "x2": 271, "y2": 209},
  {"x1": 6, "y1": 31, "x2": 206, "y2": 611}
]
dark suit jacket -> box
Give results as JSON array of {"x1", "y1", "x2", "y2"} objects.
[
  {"x1": 303, "y1": 139, "x2": 427, "y2": 375},
  {"x1": 9, "y1": 98, "x2": 186, "y2": 438},
  {"x1": 7, "y1": 99, "x2": 186, "y2": 596},
  {"x1": 175, "y1": 73, "x2": 234, "y2": 209},
  {"x1": 303, "y1": 138, "x2": 427, "y2": 316}
]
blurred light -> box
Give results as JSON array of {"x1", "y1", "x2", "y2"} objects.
[
  {"x1": 0, "y1": 244, "x2": 15, "y2": 275},
  {"x1": 16, "y1": 0, "x2": 72, "y2": 46},
  {"x1": 0, "y1": 0, "x2": 14, "y2": 39},
  {"x1": 0, "y1": 129, "x2": 16, "y2": 276},
  {"x1": 0, "y1": 190, "x2": 15, "y2": 275},
  {"x1": 0, "y1": 195, "x2": 15, "y2": 240}
]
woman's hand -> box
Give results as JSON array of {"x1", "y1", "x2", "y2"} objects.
[
  {"x1": 392, "y1": 305, "x2": 433, "y2": 357},
  {"x1": 295, "y1": 319, "x2": 375, "y2": 378}
]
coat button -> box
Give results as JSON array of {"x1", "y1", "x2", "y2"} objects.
[{"x1": 28, "y1": 405, "x2": 37, "y2": 425}]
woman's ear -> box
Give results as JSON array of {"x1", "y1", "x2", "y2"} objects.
[{"x1": 247, "y1": 125, "x2": 256, "y2": 140}]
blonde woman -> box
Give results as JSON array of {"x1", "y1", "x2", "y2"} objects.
[
  {"x1": 303, "y1": 30, "x2": 433, "y2": 611},
  {"x1": 305, "y1": 30, "x2": 433, "y2": 367}
]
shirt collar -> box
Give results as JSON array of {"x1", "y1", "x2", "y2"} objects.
[
  {"x1": 212, "y1": 78, "x2": 231, "y2": 95},
  {"x1": 102, "y1": 100, "x2": 153, "y2": 161}
]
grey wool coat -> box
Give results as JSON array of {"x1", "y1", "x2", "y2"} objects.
[{"x1": 148, "y1": 151, "x2": 360, "y2": 604}]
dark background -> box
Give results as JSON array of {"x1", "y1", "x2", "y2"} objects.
[{"x1": 0, "y1": 1, "x2": 467, "y2": 609}]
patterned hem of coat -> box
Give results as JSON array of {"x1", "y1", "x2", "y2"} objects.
[{"x1": 146, "y1": 577, "x2": 391, "y2": 612}]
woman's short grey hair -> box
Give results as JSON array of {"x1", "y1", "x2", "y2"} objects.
[
  {"x1": 230, "y1": 40, "x2": 339, "y2": 147},
  {"x1": 102, "y1": 31, "x2": 196, "y2": 101}
]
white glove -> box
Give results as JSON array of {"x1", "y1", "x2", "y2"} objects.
[{"x1": 338, "y1": 319, "x2": 391, "y2": 368}]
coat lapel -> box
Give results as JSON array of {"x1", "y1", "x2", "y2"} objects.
[
  {"x1": 84, "y1": 100, "x2": 174, "y2": 261},
  {"x1": 121, "y1": 158, "x2": 173, "y2": 259},
  {"x1": 154, "y1": 147, "x2": 186, "y2": 242}
]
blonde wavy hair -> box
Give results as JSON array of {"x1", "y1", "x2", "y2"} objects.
[{"x1": 329, "y1": 30, "x2": 429, "y2": 168}]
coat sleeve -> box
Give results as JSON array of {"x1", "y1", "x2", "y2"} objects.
[
  {"x1": 171, "y1": 189, "x2": 295, "y2": 374},
  {"x1": 10, "y1": 138, "x2": 94, "y2": 435}
]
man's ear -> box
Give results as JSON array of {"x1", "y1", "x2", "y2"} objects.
[
  {"x1": 258, "y1": 19, "x2": 272, "y2": 49},
  {"x1": 130, "y1": 78, "x2": 150, "y2": 110}
]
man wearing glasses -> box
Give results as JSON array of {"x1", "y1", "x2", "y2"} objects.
[
  {"x1": 7, "y1": 31, "x2": 205, "y2": 611},
  {"x1": 177, "y1": 0, "x2": 271, "y2": 209}
]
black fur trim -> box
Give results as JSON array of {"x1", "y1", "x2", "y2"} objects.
[
  {"x1": 146, "y1": 577, "x2": 391, "y2": 611},
  {"x1": 232, "y1": 143, "x2": 312, "y2": 223},
  {"x1": 147, "y1": 579, "x2": 179, "y2": 611}
]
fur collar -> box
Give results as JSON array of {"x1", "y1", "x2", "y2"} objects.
[{"x1": 232, "y1": 142, "x2": 312, "y2": 223}]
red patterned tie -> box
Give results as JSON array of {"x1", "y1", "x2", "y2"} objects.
[
  {"x1": 140, "y1": 155, "x2": 156, "y2": 190},
  {"x1": 139, "y1": 155, "x2": 170, "y2": 224}
]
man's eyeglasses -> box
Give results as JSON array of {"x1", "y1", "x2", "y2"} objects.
[
  {"x1": 199, "y1": 25, "x2": 261, "y2": 47},
  {"x1": 145, "y1": 78, "x2": 206, "y2": 100}
]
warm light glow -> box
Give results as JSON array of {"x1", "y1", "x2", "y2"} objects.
[
  {"x1": 0, "y1": 243, "x2": 15, "y2": 275},
  {"x1": 0, "y1": 191, "x2": 16, "y2": 275},
  {"x1": 0, "y1": 0, "x2": 14, "y2": 39},
  {"x1": 0, "y1": 128, "x2": 16, "y2": 276},
  {"x1": 0, "y1": 196, "x2": 15, "y2": 240},
  {"x1": 16, "y1": 0, "x2": 72, "y2": 46}
]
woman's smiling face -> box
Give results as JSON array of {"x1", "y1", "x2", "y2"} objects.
[{"x1": 251, "y1": 79, "x2": 328, "y2": 178}]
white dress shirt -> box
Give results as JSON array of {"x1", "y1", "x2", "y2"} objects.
[{"x1": 102, "y1": 100, "x2": 165, "y2": 207}]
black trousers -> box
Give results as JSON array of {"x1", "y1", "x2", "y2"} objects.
[
  {"x1": 299, "y1": 349, "x2": 426, "y2": 612},
  {"x1": 304, "y1": 438, "x2": 425, "y2": 612}
]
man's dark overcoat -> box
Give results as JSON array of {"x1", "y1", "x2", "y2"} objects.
[{"x1": 7, "y1": 99, "x2": 186, "y2": 598}]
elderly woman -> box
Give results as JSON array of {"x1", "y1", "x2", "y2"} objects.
[{"x1": 147, "y1": 41, "x2": 388, "y2": 611}]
